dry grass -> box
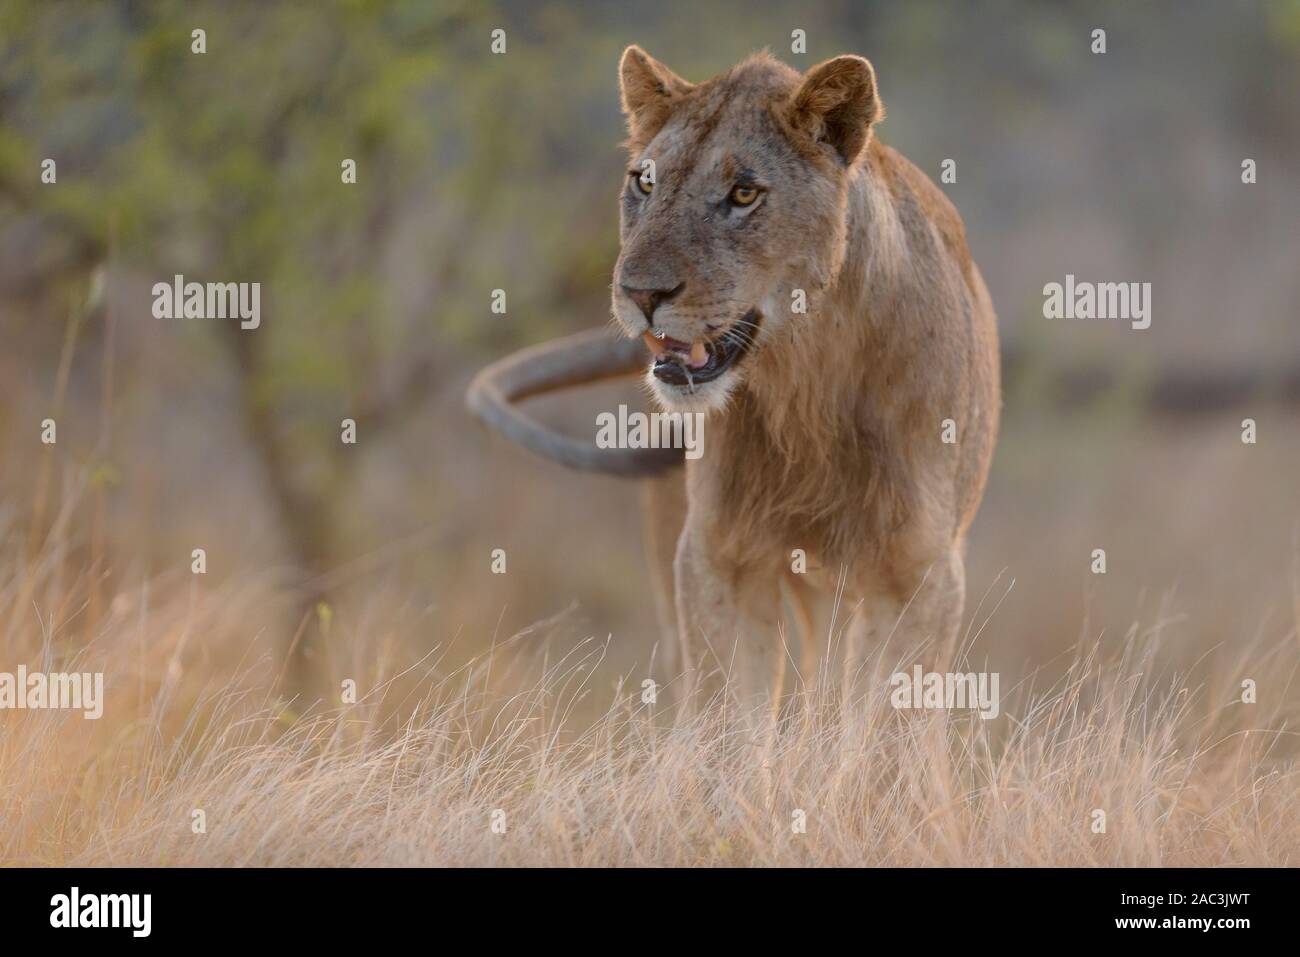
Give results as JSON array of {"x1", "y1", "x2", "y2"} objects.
[{"x1": 2, "y1": 499, "x2": 1297, "y2": 867}]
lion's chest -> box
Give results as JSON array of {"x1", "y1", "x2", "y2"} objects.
[{"x1": 692, "y1": 406, "x2": 909, "y2": 573}]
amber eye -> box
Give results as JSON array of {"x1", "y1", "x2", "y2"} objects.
[{"x1": 730, "y1": 184, "x2": 760, "y2": 206}]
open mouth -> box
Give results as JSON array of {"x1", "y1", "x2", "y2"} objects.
[{"x1": 642, "y1": 309, "x2": 762, "y2": 386}]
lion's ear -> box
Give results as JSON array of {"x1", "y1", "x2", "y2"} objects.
[
  {"x1": 786, "y1": 55, "x2": 882, "y2": 165},
  {"x1": 619, "y1": 45, "x2": 694, "y2": 147}
]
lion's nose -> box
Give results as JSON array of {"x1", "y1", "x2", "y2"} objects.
[{"x1": 621, "y1": 281, "x2": 685, "y2": 324}]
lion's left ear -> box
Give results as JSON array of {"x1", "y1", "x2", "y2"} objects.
[
  {"x1": 619, "y1": 45, "x2": 694, "y2": 146},
  {"x1": 785, "y1": 55, "x2": 882, "y2": 165}
]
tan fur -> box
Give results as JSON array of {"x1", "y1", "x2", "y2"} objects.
[{"x1": 611, "y1": 48, "x2": 1001, "y2": 707}]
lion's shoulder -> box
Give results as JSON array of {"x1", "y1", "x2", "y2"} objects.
[{"x1": 866, "y1": 141, "x2": 974, "y2": 282}]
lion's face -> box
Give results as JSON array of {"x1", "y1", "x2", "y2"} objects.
[{"x1": 611, "y1": 49, "x2": 881, "y2": 412}]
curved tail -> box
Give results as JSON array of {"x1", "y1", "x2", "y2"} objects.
[{"x1": 466, "y1": 326, "x2": 683, "y2": 477}]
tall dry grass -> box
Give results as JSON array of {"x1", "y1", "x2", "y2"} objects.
[{"x1": 2, "y1": 489, "x2": 1297, "y2": 866}]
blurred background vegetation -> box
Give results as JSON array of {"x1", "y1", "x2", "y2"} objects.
[{"x1": 1, "y1": 0, "x2": 1297, "y2": 695}]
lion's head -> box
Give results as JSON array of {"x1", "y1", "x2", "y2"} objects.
[{"x1": 610, "y1": 47, "x2": 883, "y2": 412}]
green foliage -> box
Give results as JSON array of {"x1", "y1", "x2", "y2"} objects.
[{"x1": 2, "y1": 1, "x2": 498, "y2": 387}]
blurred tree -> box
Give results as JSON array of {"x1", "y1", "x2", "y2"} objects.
[{"x1": 0, "y1": 0, "x2": 506, "y2": 691}]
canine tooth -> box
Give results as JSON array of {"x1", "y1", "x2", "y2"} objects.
[
  {"x1": 689, "y1": 340, "x2": 707, "y2": 367},
  {"x1": 642, "y1": 331, "x2": 667, "y2": 356}
]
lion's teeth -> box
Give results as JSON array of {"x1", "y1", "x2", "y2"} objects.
[
  {"x1": 642, "y1": 331, "x2": 667, "y2": 356},
  {"x1": 688, "y1": 340, "x2": 707, "y2": 367}
]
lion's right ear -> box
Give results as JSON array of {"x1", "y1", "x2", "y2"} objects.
[{"x1": 619, "y1": 46, "x2": 693, "y2": 148}]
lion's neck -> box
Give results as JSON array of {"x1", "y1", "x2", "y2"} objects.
[
  {"x1": 732, "y1": 145, "x2": 906, "y2": 465},
  {"x1": 698, "y1": 142, "x2": 988, "y2": 567},
  {"x1": 697, "y1": 147, "x2": 921, "y2": 563}
]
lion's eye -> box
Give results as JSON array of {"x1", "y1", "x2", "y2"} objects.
[{"x1": 730, "y1": 184, "x2": 760, "y2": 206}]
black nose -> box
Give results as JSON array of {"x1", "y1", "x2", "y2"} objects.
[{"x1": 621, "y1": 282, "x2": 684, "y2": 323}]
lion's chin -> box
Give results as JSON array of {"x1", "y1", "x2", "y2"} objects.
[{"x1": 646, "y1": 367, "x2": 741, "y2": 415}]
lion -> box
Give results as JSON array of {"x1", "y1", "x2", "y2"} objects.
[{"x1": 468, "y1": 47, "x2": 999, "y2": 708}]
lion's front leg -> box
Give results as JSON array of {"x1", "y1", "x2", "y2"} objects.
[
  {"x1": 841, "y1": 544, "x2": 967, "y2": 706},
  {"x1": 673, "y1": 525, "x2": 784, "y2": 712}
]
